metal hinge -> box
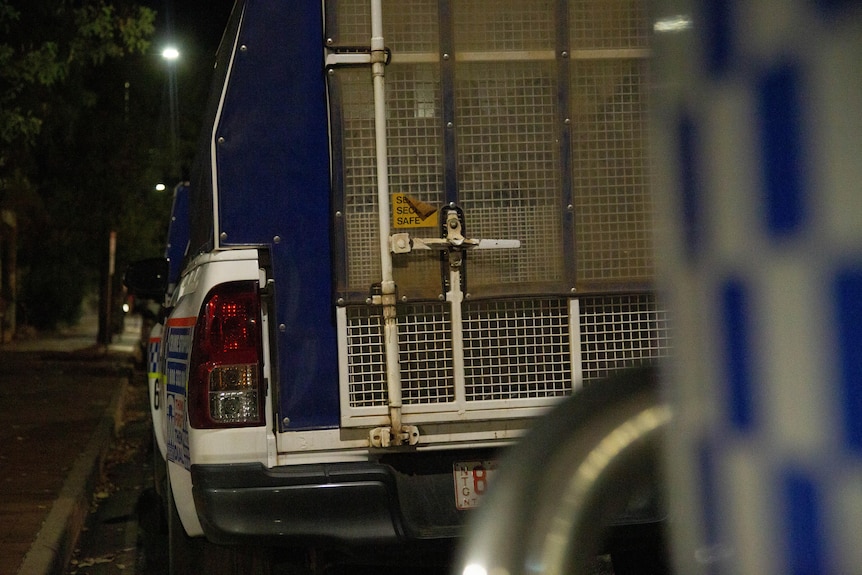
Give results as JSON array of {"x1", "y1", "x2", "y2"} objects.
[{"x1": 370, "y1": 425, "x2": 420, "y2": 447}]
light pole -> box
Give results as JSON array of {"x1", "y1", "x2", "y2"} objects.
[{"x1": 162, "y1": 46, "x2": 180, "y2": 177}]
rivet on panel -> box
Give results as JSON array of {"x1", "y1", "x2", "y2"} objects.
[
  {"x1": 279, "y1": 323, "x2": 286, "y2": 332},
  {"x1": 273, "y1": 235, "x2": 281, "y2": 244},
  {"x1": 218, "y1": 136, "x2": 225, "y2": 145},
  {"x1": 220, "y1": 232, "x2": 228, "y2": 240},
  {"x1": 240, "y1": 45, "x2": 248, "y2": 52}
]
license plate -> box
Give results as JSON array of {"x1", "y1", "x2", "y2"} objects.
[{"x1": 453, "y1": 460, "x2": 498, "y2": 510}]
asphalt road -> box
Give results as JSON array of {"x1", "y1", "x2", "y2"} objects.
[{"x1": 0, "y1": 309, "x2": 141, "y2": 575}]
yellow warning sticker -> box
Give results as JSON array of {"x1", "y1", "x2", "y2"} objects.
[{"x1": 392, "y1": 193, "x2": 439, "y2": 229}]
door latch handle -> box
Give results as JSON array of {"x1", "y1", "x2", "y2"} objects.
[{"x1": 390, "y1": 206, "x2": 520, "y2": 268}]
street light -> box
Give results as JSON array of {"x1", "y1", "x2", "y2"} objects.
[{"x1": 161, "y1": 46, "x2": 180, "y2": 61}]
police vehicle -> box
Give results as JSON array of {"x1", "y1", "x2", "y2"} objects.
[{"x1": 126, "y1": 1, "x2": 667, "y2": 572}]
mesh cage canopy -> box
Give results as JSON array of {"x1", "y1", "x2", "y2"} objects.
[
  {"x1": 326, "y1": 0, "x2": 663, "y2": 423},
  {"x1": 328, "y1": 0, "x2": 653, "y2": 300}
]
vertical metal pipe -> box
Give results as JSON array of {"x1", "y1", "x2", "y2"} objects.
[
  {"x1": 370, "y1": 0, "x2": 403, "y2": 443},
  {"x1": 448, "y1": 268, "x2": 466, "y2": 405}
]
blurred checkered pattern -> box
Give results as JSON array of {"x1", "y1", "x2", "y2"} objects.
[
  {"x1": 148, "y1": 337, "x2": 161, "y2": 378},
  {"x1": 655, "y1": 1, "x2": 862, "y2": 573}
]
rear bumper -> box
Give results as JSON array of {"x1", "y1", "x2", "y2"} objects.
[
  {"x1": 191, "y1": 448, "x2": 666, "y2": 550},
  {"x1": 191, "y1": 461, "x2": 407, "y2": 545}
]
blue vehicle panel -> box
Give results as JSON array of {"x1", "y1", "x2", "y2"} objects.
[
  {"x1": 213, "y1": 0, "x2": 339, "y2": 430},
  {"x1": 165, "y1": 183, "x2": 189, "y2": 286}
]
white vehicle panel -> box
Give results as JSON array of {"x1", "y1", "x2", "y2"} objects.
[
  {"x1": 160, "y1": 249, "x2": 270, "y2": 535},
  {"x1": 168, "y1": 460, "x2": 203, "y2": 536},
  {"x1": 190, "y1": 427, "x2": 270, "y2": 465},
  {"x1": 147, "y1": 322, "x2": 167, "y2": 460}
]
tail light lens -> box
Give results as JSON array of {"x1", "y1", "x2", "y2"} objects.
[{"x1": 189, "y1": 281, "x2": 265, "y2": 428}]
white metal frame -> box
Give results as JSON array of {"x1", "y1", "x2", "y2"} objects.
[{"x1": 336, "y1": 298, "x2": 583, "y2": 428}]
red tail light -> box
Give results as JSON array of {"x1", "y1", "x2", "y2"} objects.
[{"x1": 189, "y1": 281, "x2": 265, "y2": 428}]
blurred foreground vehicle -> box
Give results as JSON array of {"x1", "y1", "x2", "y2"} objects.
[
  {"x1": 125, "y1": 1, "x2": 667, "y2": 573},
  {"x1": 454, "y1": 366, "x2": 671, "y2": 575}
]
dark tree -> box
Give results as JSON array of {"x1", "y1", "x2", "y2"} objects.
[{"x1": 0, "y1": 0, "x2": 177, "y2": 334}]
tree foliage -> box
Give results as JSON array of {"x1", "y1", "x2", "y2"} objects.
[
  {"x1": 0, "y1": 0, "x2": 174, "y2": 330},
  {"x1": 0, "y1": 1, "x2": 155, "y2": 148}
]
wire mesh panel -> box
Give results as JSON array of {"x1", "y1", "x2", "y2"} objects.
[
  {"x1": 344, "y1": 303, "x2": 453, "y2": 409},
  {"x1": 453, "y1": 0, "x2": 556, "y2": 52},
  {"x1": 345, "y1": 305, "x2": 387, "y2": 408},
  {"x1": 326, "y1": 0, "x2": 368, "y2": 45},
  {"x1": 398, "y1": 303, "x2": 454, "y2": 404},
  {"x1": 385, "y1": 64, "x2": 447, "y2": 298},
  {"x1": 329, "y1": 0, "x2": 445, "y2": 299},
  {"x1": 334, "y1": 65, "x2": 445, "y2": 297},
  {"x1": 328, "y1": 0, "x2": 439, "y2": 52},
  {"x1": 342, "y1": 293, "x2": 668, "y2": 418},
  {"x1": 451, "y1": 0, "x2": 562, "y2": 294},
  {"x1": 384, "y1": 0, "x2": 440, "y2": 54},
  {"x1": 330, "y1": 0, "x2": 653, "y2": 295},
  {"x1": 579, "y1": 293, "x2": 669, "y2": 384},
  {"x1": 343, "y1": 298, "x2": 574, "y2": 415},
  {"x1": 345, "y1": 303, "x2": 455, "y2": 408},
  {"x1": 455, "y1": 61, "x2": 565, "y2": 290},
  {"x1": 571, "y1": 58, "x2": 654, "y2": 285},
  {"x1": 337, "y1": 68, "x2": 381, "y2": 292},
  {"x1": 569, "y1": 0, "x2": 651, "y2": 50},
  {"x1": 568, "y1": 0, "x2": 652, "y2": 287},
  {"x1": 463, "y1": 298, "x2": 573, "y2": 401}
]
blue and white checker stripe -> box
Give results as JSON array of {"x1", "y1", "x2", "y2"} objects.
[
  {"x1": 654, "y1": 1, "x2": 862, "y2": 573},
  {"x1": 148, "y1": 337, "x2": 161, "y2": 379}
]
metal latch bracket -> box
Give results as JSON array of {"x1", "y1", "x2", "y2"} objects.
[
  {"x1": 389, "y1": 205, "x2": 520, "y2": 268},
  {"x1": 370, "y1": 425, "x2": 420, "y2": 447}
]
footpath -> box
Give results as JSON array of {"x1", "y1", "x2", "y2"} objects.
[{"x1": 0, "y1": 311, "x2": 141, "y2": 575}]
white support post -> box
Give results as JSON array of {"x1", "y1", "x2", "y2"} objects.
[{"x1": 370, "y1": 0, "x2": 404, "y2": 445}]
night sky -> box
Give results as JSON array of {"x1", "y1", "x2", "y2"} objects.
[
  {"x1": 149, "y1": 0, "x2": 236, "y2": 64},
  {"x1": 141, "y1": 0, "x2": 237, "y2": 176}
]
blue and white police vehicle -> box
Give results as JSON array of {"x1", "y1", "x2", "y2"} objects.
[{"x1": 127, "y1": 1, "x2": 667, "y2": 572}]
